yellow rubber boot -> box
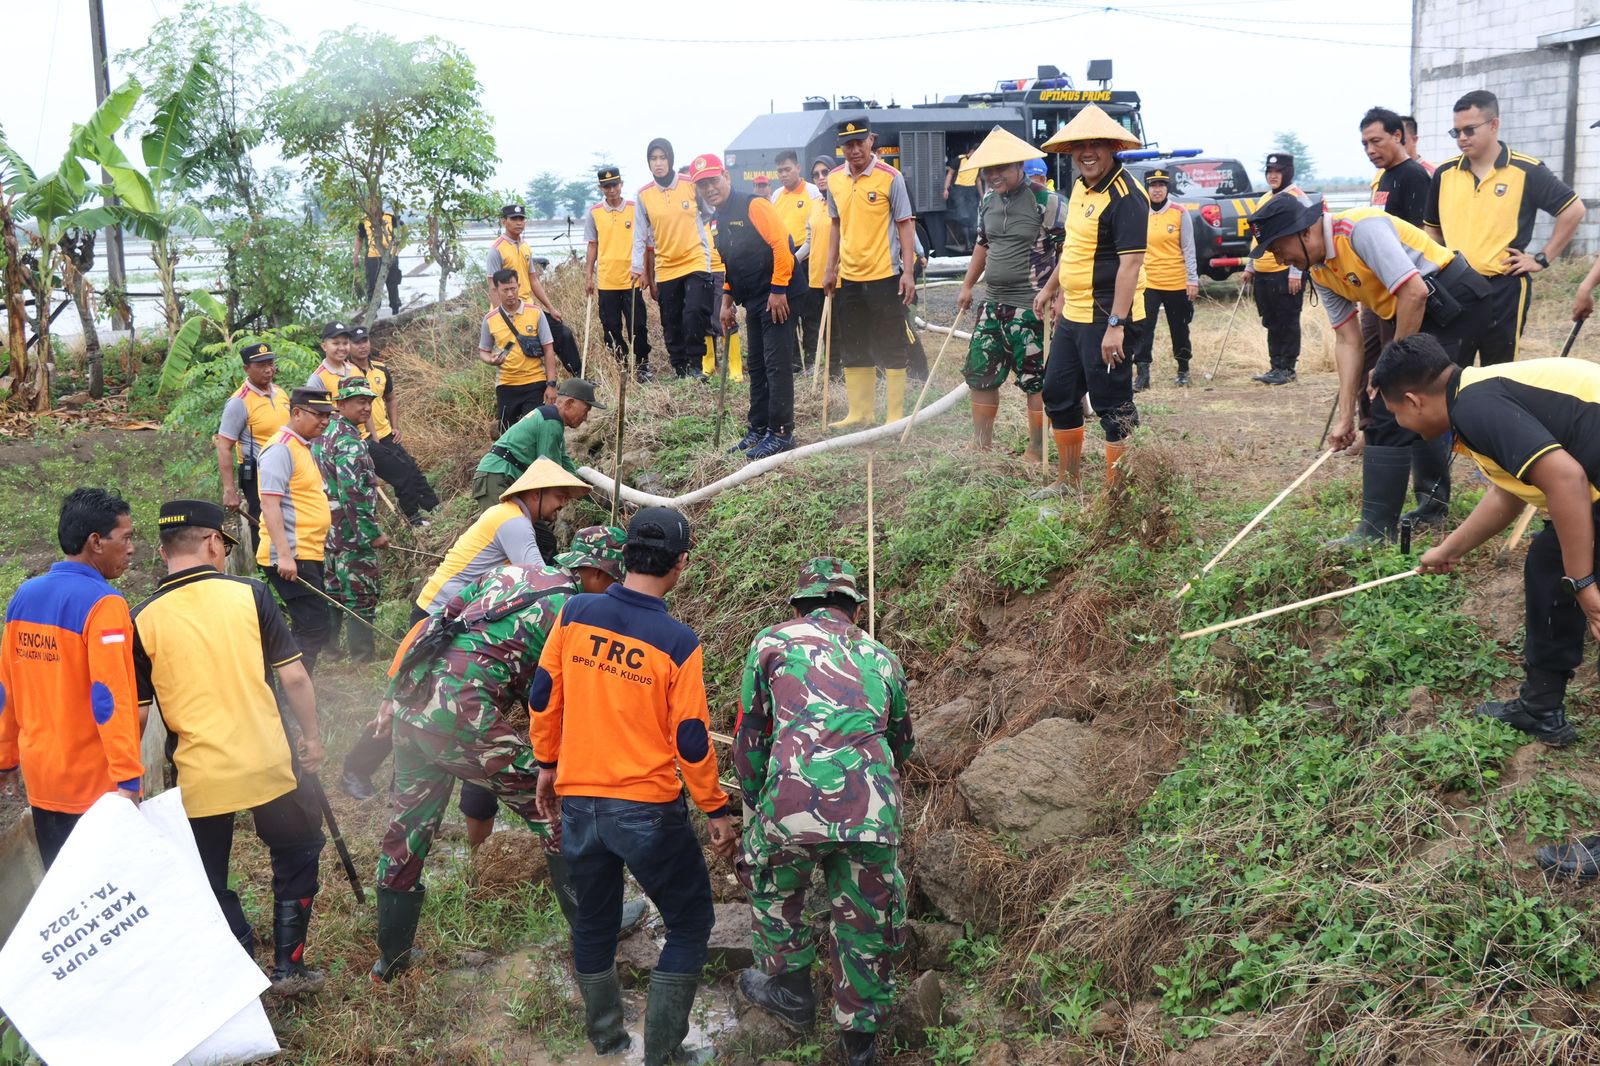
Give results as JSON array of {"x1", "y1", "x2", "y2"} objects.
[
  {"x1": 702, "y1": 338, "x2": 716, "y2": 378},
  {"x1": 727, "y1": 332, "x2": 743, "y2": 383},
  {"x1": 883, "y1": 368, "x2": 908, "y2": 424},
  {"x1": 830, "y1": 368, "x2": 875, "y2": 430}
]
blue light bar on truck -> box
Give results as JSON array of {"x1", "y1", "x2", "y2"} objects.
[{"x1": 1115, "y1": 147, "x2": 1205, "y2": 161}]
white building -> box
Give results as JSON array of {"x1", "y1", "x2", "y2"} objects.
[{"x1": 1411, "y1": 0, "x2": 1600, "y2": 252}]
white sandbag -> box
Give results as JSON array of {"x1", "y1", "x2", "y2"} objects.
[{"x1": 0, "y1": 791, "x2": 275, "y2": 1066}]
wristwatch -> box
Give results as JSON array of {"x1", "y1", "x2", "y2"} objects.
[
  {"x1": 1561, "y1": 573, "x2": 1596, "y2": 597},
  {"x1": 1534, "y1": 251, "x2": 1550, "y2": 269},
  {"x1": 1106, "y1": 313, "x2": 1124, "y2": 328}
]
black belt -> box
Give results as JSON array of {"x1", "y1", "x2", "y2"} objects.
[{"x1": 489, "y1": 445, "x2": 524, "y2": 467}]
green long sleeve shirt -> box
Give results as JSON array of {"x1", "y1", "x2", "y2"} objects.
[{"x1": 474, "y1": 404, "x2": 576, "y2": 479}]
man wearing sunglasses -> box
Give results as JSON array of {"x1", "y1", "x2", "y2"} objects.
[{"x1": 1424, "y1": 90, "x2": 1585, "y2": 367}]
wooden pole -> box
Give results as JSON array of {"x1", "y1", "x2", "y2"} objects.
[
  {"x1": 1042, "y1": 315, "x2": 1054, "y2": 480},
  {"x1": 820, "y1": 294, "x2": 834, "y2": 429},
  {"x1": 610, "y1": 311, "x2": 632, "y2": 526},
  {"x1": 580, "y1": 292, "x2": 594, "y2": 379},
  {"x1": 712, "y1": 333, "x2": 730, "y2": 451},
  {"x1": 1499, "y1": 505, "x2": 1538, "y2": 561},
  {"x1": 813, "y1": 293, "x2": 832, "y2": 390},
  {"x1": 899, "y1": 307, "x2": 966, "y2": 444},
  {"x1": 1204, "y1": 286, "x2": 1246, "y2": 382},
  {"x1": 1176, "y1": 448, "x2": 1335, "y2": 598},
  {"x1": 1180, "y1": 568, "x2": 1420, "y2": 641},
  {"x1": 866, "y1": 454, "x2": 877, "y2": 638}
]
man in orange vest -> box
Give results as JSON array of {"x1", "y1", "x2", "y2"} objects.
[{"x1": 1134, "y1": 169, "x2": 1197, "y2": 390}]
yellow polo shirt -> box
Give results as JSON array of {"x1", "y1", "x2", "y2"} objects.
[
  {"x1": 634, "y1": 176, "x2": 712, "y2": 283},
  {"x1": 479, "y1": 301, "x2": 553, "y2": 388},
  {"x1": 488, "y1": 234, "x2": 537, "y2": 304},
  {"x1": 1448, "y1": 359, "x2": 1600, "y2": 509},
  {"x1": 807, "y1": 197, "x2": 832, "y2": 289},
  {"x1": 770, "y1": 182, "x2": 818, "y2": 257},
  {"x1": 586, "y1": 200, "x2": 638, "y2": 291},
  {"x1": 1145, "y1": 204, "x2": 1188, "y2": 291},
  {"x1": 255, "y1": 428, "x2": 331, "y2": 565},
  {"x1": 826, "y1": 159, "x2": 913, "y2": 283},
  {"x1": 132, "y1": 567, "x2": 301, "y2": 818},
  {"x1": 1058, "y1": 164, "x2": 1148, "y2": 324},
  {"x1": 217, "y1": 381, "x2": 289, "y2": 464},
  {"x1": 1425, "y1": 144, "x2": 1580, "y2": 276}
]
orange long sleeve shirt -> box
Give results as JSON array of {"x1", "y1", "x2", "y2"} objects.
[
  {"x1": 531, "y1": 584, "x2": 730, "y2": 817},
  {"x1": 0, "y1": 562, "x2": 142, "y2": 813}
]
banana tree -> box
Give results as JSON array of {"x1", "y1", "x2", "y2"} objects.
[
  {"x1": 158, "y1": 287, "x2": 231, "y2": 394},
  {"x1": 121, "y1": 54, "x2": 218, "y2": 337},
  {"x1": 0, "y1": 83, "x2": 152, "y2": 410}
]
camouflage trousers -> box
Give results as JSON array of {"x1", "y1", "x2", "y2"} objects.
[
  {"x1": 962, "y1": 301, "x2": 1045, "y2": 393},
  {"x1": 738, "y1": 838, "x2": 905, "y2": 1032},
  {"x1": 326, "y1": 546, "x2": 382, "y2": 614},
  {"x1": 375, "y1": 718, "x2": 555, "y2": 892}
]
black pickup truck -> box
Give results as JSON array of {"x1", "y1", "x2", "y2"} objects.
[{"x1": 1119, "y1": 153, "x2": 1259, "y2": 280}]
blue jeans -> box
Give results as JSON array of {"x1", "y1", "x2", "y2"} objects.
[{"x1": 561, "y1": 795, "x2": 715, "y2": 976}]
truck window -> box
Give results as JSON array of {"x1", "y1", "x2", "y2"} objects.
[{"x1": 1171, "y1": 160, "x2": 1250, "y2": 197}]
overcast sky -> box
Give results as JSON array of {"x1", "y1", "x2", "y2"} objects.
[{"x1": 10, "y1": 0, "x2": 1416, "y2": 196}]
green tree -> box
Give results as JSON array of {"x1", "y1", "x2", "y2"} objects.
[
  {"x1": 1271, "y1": 131, "x2": 1316, "y2": 183},
  {"x1": 526, "y1": 172, "x2": 563, "y2": 219},
  {"x1": 561, "y1": 179, "x2": 593, "y2": 220},
  {"x1": 267, "y1": 31, "x2": 494, "y2": 325},
  {"x1": 0, "y1": 83, "x2": 153, "y2": 411}
]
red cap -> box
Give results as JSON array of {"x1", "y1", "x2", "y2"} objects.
[{"x1": 689, "y1": 154, "x2": 726, "y2": 182}]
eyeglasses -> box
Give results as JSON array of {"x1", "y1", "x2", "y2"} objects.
[
  {"x1": 1448, "y1": 121, "x2": 1493, "y2": 139},
  {"x1": 210, "y1": 531, "x2": 234, "y2": 557}
]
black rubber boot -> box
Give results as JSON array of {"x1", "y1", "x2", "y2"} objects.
[
  {"x1": 270, "y1": 897, "x2": 326, "y2": 995},
  {"x1": 1536, "y1": 835, "x2": 1600, "y2": 879},
  {"x1": 1475, "y1": 671, "x2": 1577, "y2": 746},
  {"x1": 340, "y1": 769, "x2": 377, "y2": 801},
  {"x1": 372, "y1": 885, "x2": 427, "y2": 983},
  {"x1": 1133, "y1": 362, "x2": 1150, "y2": 392},
  {"x1": 736, "y1": 966, "x2": 816, "y2": 1031},
  {"x1": 644, "y1": 970, "x2": 711, "y2": 1066},
  {"x1": 1327, "y1": 445, "x2": 1412, "y2": 547},
  {"x1": 576, "y1": 964, "x2": 632, "y2": 1055},
  {"x1": 546, "y1": 852, "x2": 648, "y2": 936},
  {"x1": 1402, "y1": 435, "x2": 1452, "y2": 527},
  {"x1": 840, "y1": 1029, "x2": 877, "y2": 1066},
  {"x1": 347, "y1": 611, "x2": 376, "y2": 662}
]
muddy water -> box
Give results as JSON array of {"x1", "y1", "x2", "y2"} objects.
[{"x1": 449, "y1": 926, "x2": 739, "y2": 1066}]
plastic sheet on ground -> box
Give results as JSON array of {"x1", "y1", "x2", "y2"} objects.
[{"x1": 0, "y1": 790, "x2": 278, "y2": 1066}]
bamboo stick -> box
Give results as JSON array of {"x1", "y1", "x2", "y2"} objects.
[
  {"x1": 820, "y1": 294, "x2": 834, "y2": 427},
  {"x1": 579, "y1": 292, "x2": 594, "y2": 379},
  {"x1": 899, "y1": 308, "x2": 966, "y2": 444},
  {"x1": 1499, "y1": 505, "x2": 1538, "y2": 561},
  {"x1": 1180, "y1": 568, "x2": 1421, "y2": 640},
  {"x1": 1176, "y1": 448, "x2": 1335, "y2": 598},
  {"x1": 867, "y1": 454, "x2": 877, "y2": 638}
]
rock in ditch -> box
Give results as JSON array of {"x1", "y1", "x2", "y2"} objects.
[
  {"x1": 913, "y1": 828, "x2": 1002, "y2": 931},
  {"x1": 957, "y1": 718, "x2": 1103, "y2": 848},
  {"x1": 890, "y1": 970, "x2": 946, "y2": 1049},
  {"x1": 912, "y1": 697, "x2": 983, "y2": 771},
  {"x1": 905, "y1": 919, "x2": 964, "y2": 971},
  {"x1": 707, "y1": 902, "x2": 755, "y2": 969},
  {"x1": 471, "y1": 832, "x2": 549, "y2": 891}
]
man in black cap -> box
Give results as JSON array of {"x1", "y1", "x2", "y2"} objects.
[
  {"x1": 308, "y1": 321, "x2": 359, "y2": 407},
  {"x1": 533, "y1": 504, "x2": 737, "y2": 1066},
  {"x1": 132, "y1": 499, "x2": 328, "y2": 996},
  {"x1": 1247, "y1": 192, "x2": 1492, "y2": 546},
  {"x1": 348, "y1": 325, "x2": 439, "y2": 527},
  {"x1": 586, "y1": 166, "x2": 653, "y2": 380},
  {"x1": 1240, "y1": 153, "x2": 1308, "y2": 385},
  {"x1": 471, "y1": 378, "x2": 605, "y2": 509},
  {"x1": 693, "y1": 154, "x2": 800, "y2": 460},
  {"x1": 216, "y1": 342, "x2": 290, "y2": 554},
  {"x1": 488, "y1": 203, "x2": 583, "y2": 376},
  {"x1": 824, "y1": 117, "x2": 918, "y2": 428},
  {"x1": 256, "y1": 388, "x2": 337, "y2": 672},
  {"x1": 632, "y1": 138, "x2": 717, "y2": 379}
]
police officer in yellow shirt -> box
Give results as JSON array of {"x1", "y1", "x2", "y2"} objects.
[
  {"x1": 1424, "y1": 89, "x2": 1585, "y2": 366},
  {"x1": 356, "y1": 202, "x2": 404, "y2": 316},
  {"x1": 257, "y1": 388, "x2": 337, "y2": 672},
  {"x1": 632, "y1": 139, "x2": 716, "y2": 379},
  {"x1": 586, "y1": 166, "x2": 653, "y2": 382},
  {"x1": 216, "y1": 343, "x2": 289, "y2": 554},
  {"x1": 824, "y1": 117, "x2": 918, "y2": 428},
  {"x1": 771, "y1": 150, "x2": 823, "y2": 370},
  {"x1": 481, "y1": 269, "x2": 559, "y2": 432},
  {"x1": 1135, "y1": 169, "x2": 1198, "y2": 390},
  {"x1": 1240, "y1": 153, "x2": 1307, "y2": 385}
]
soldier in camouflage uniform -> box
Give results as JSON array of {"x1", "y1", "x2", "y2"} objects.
[
  {"x1": 312, "y1": 377, "x2": 388, "y2": 661},
  {"x1": 954, "y1": 127, "x2": 1065, "y2": 460},
  {"x1": 733, "y1": 557, "x2": 913, "y2": 1066},
  {"x1": 370, "y1": 527, "x2": 644, "y2": 983}
]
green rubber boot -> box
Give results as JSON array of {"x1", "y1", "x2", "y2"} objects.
[
  {"x1": 644, "y1": 970, "x2": 712, "y2": 1066},
  {"x1": 371, "y1": 886, "x2": 426, "y2": 983},
  {"x1": 576, "y1": 964, "x2": 631, "y2": 1055}
]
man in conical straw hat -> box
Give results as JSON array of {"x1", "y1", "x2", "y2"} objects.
[
  {"x1": 954, "y1": 126, "x2": 1066, "y2": 457},
  {"x1": 1032, "y1": 105, "x2": 1148, "y2": 495}
]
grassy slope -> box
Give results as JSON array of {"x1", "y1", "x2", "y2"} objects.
[{"x1": 3, "y1": 260, "x2": 1600, "y2": 1063}]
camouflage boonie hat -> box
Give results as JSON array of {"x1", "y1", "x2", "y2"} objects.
[
  {"x1": 556, "y1": 525, "x2": 627, "y2": 581},
  {"x1": 789, "y1": 556, "x2": 866, "y2": 604},
  {"x1": 336, "y1": 376, "x2": 378, "y2": 401}
]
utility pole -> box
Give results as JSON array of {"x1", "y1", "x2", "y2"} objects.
[{"x1": 88, "y1": 0, "x2": 130, "y2": 331}]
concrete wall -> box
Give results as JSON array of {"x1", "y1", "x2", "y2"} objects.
[{"x1": 1412, "y1": 0, "x2": 1600, "y2": 253}]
